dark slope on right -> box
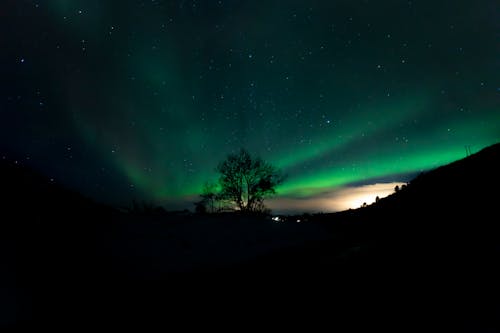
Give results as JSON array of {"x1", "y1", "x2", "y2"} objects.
[
  {"x1": 340, "y1": 142, "x2": 500, "y2": 273},
  {"x1": 369, "y1": 141, "x2": 500, "y2": 221},
  {"x1": 254, "y1": 142, "x2": 500, "y2": 266},
  {"x1": 230, "y1": 143, "x2": 500, "y2": 331},
  {"x1": 335, "y1": 142, "x2": 500, "y2": 244},
  {"x1": 345, "y1": 142, "x2": 500, "y2": 331}
]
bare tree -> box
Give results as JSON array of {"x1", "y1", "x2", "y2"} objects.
[{"x1": 215, "y1": 149, "x2": 285, "y2": 212}]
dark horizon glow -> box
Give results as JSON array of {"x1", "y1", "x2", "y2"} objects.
[{"x1": 1, "y1": 1, "x2": 498, "y2": 213}]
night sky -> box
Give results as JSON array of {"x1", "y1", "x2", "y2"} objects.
[{"x1": 1, "y1": 1, "x2": 499, "y2": 213}]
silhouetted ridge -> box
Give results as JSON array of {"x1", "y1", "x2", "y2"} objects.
[
  {"x1": 372, "y1": 142, "x2": 499, "y2": 219},
  {"x1": 0, "y1": 159, "x2": 114, "y2": 226},
  {"x1": 303, "y1": 143, "x2": 500, "y2": 331},
  {"x1": 0, "y1": 159, "x2": 118, "y2": 328},
  {"x1": 325, "y1": 142, "x2": 500, "y2": 271}
]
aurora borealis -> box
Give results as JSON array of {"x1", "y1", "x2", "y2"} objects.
[{"x1": 1, "y1": 1, "x2": 499, "y2": 213}]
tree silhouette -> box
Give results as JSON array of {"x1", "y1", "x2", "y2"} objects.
[{"x1": 214, "y1": 148, "x2": 285, "y2": 213}]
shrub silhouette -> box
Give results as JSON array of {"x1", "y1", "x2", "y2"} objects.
[
  {"x1": 199, "y1": 181, "x2": 218, "y2": 213},
  {"x1": 194, "y1": 200, "x2": 207, "y2": 214},
  {"x1": 127, "y1": 200, "x2": 164, "y2": 215}
]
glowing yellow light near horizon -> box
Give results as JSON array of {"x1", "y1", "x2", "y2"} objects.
[
  {"x1": 267, "y1": 182, "x2": 406, "y2": 214},
  {"x1": 342, "y1": 191, "x2": 382, "y2": 209},
  {"x1": 335, "y1": 182, "x2": 404, "y2": 210}
]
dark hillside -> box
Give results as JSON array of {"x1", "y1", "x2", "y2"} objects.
[
  {"x1": 0, "y1": 160, "x2": 118, "y2": 328},
  {"x1": 291, "y1": 143, "x2": 500, "y2": 330},
  {"x1": 1, "y1": 143, "x2": 499, "y2": 331}
]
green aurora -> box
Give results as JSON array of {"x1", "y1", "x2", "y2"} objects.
[{"x1": 1, "y1": 1, "x2": 498, "y2": 211}]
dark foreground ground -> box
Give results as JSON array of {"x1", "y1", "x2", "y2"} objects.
[{"x1": 2, "y1": 143, "x2": 499, "y2": 331}]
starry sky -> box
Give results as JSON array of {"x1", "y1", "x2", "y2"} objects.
[{"x1": 1, "y1": 0, "x2": 499, "y2": 213}]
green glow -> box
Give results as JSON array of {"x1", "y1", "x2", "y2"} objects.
[
  {"x1": 272, "y1": 94, "x2": 432, "y2": 169},
  {"x1": 12, "y1": 1, "x2": 496, "y2": 210},
  {"x1": 278, "y1": 113, "x2": 499, "y2": 197},
  {"x1": 280, "y1": 147, "x2": 461, "y2": 197}
]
